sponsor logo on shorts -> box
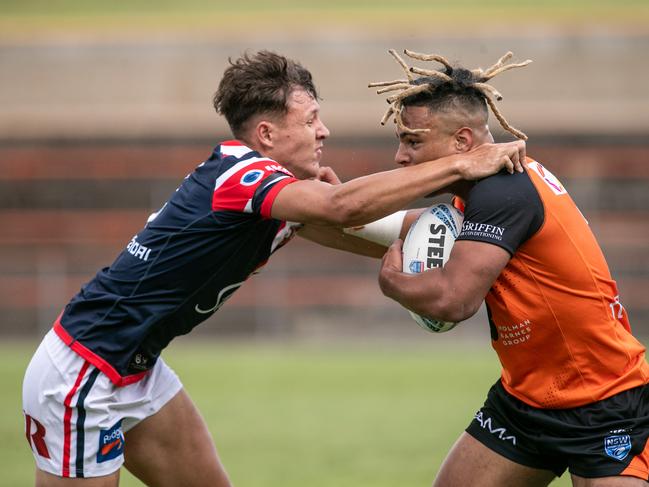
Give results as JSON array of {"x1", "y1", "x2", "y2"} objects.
[
  {"x1": 474, "y1": 411, "x2": 517, "y2": 446},
  {"x1": 97, "y1": 420, "x2": 124, "y2": 463},
  {"x1": 604, "y1": 434, "x2": 632, "y2": 461}
]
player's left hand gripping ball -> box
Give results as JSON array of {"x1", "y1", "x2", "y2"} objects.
[{"x1": 402, "y1": 203, "x2": 464, "y2": 333}]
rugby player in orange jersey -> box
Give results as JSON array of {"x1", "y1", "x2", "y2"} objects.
[{"x1": 374, "y1": 50, "x2": 649, "y2": 486}]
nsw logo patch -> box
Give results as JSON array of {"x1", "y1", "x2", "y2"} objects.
[
  {"x1": 97, "y1": 420, "x2": 124, "y2": 463},
  {"x1": 604, "y1": 434, "x2": 632, "y2": 461}
]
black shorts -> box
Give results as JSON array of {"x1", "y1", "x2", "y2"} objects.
[{"x1": 466, "y1": 380, "x2": 649, "y2": 479}]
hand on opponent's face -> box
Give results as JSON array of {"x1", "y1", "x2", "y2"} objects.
[{"x1": 458, "y1": 140, "x2": 526, "y2": 180}]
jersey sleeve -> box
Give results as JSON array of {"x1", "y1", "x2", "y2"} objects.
[
  {"x1": 456, "y1": 171, "x2": 544, "y2": 255},
  {"x1": 211, "y1": 159, "x2": 298, "y2": 219}
]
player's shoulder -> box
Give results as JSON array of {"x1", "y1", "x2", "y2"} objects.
[
  {"x1": 212, "y1": 140, "x2": 294, "y2": 178},
  {"x1": 473, "y1": 167, "x2": 530, "y2": 189},
  {"x1": 464, "y1": 166, "x2": 544, "y2": 229},
  {"x1": 217, "y1": 140, "x2": 262, "y2": 161},
  {"x1": 468, "y1": 167, "x2": 538, "y2": 205}
]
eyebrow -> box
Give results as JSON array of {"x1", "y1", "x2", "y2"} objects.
[{"x1": 398, "y1": 132, "x2": 420, "y2": 141}]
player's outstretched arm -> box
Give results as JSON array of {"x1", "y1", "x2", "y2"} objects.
[
  {"x1": 271, "y1": 140, "x2": 525, "y2": 227},
  {"x1": 378, "y1": 239, "x2": 510, "y2": 323},
  {"x1": 297, "y1": 225, "x2": 388, "y2": 258},
  {"x1": 298, "y1": 207, "x2": 424, "y2": 258}
]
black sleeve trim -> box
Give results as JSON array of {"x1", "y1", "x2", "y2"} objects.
[
  {"x1": 456, "y1": 171, "x2": 544, "y2": 255},
  {"x1": 250, "y1": 172, "x2": 292, "y2": 214}
]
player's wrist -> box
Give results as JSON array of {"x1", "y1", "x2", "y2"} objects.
[
  {"x1": 378, "y1": 267, "x2": 398, "y2": 299},
  {"x1": 448, "y1": 154, "x2": 470, "y2": 180},
  {"x1": 343, "y1": 211, "x2": 406, "y2": 247},
  {"x1": 379, "y1": 263, "x2": 408, "y2": 300}
]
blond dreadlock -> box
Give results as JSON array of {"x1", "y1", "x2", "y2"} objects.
[{"x1": 368, "y1": 49, "x2": 532, "y2": 140}]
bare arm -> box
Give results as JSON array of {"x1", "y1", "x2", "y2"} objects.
[
  {"x1": 378, "y1": 239, "x2": 511, "y2": 323},
  {"x1": 297, "y1": 225, "x2": 388, "y2": 258},
  {"x1": 298, "y1": 207, "x2": 426, "y2": 258},
  {"x1": 270, "y1": 141, "x2": 525, "y2": 226},
  {"x1": 399, "y1": 209, "x2": 425, "y2": 240}
]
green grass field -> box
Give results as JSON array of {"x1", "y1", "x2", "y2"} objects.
[
  {"x1": 3, "y1": 339, "x2": 575, "y2": 486},
  {"x1": 1, "y1": 0, "x2": 648, "y2": 38}
]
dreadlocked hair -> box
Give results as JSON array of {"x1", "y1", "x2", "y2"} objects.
[{"x1": 368, "y1": 49, "x2": 531, "y2": 140}]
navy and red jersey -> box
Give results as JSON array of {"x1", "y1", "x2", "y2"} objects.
[
  {"x1": 55, "y1": 141, "x2": 301, "y2": 385},
  {"x1": 455, "y1": 158, "x2": 649, "y2": 408}
]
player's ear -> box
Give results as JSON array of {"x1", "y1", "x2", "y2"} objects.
[
  {"x1": 454, "y1": 127, "x2": 473, "y2": 153},
  {"x1": 255, "y1": 120, "x2": 275, "y2": 150}
]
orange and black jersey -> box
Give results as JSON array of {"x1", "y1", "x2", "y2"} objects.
[{"x1": 456, "y1": 158, "x2": 649, "y2": 409}]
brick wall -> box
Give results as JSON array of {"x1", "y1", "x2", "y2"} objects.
[{"x1": 1, "y1": 138, "x2": 647, "y2": 338}]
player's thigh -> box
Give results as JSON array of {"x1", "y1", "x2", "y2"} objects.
[
  {"x1": 433, "y1": 432, "x2": 556, "y2": 487},
  {"x1": 35, "y1": 468, "x2": 119, "y2": 487},
  {"x1": 123, "y1": 388, "x2": 232, "y2": 487},
  {"x1": 571, "y1": 474, "x2": 648, "y2": 486}
]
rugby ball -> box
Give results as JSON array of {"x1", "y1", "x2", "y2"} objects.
[{"x1": 402, "y1": 203, "x2": 464, "y2": 333}]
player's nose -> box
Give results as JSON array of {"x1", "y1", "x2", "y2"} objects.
[
  {"x1": 317, "y1": 120, "x2": 330, "y2": 140},
  {"x1": 394, "y1": 144, "x2": 410, "y2": 166}
]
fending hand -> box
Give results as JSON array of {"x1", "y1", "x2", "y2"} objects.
[{"x1": 459, "y1": 140, "x2": 527, "y2": 180}]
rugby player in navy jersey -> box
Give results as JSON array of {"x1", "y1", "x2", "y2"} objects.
[{"x1": 22, "y1": 50, "x2": 525, "y2": 486}]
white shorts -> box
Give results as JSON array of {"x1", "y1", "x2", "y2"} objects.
[{"x1": 22, "y1": 329, "x2": 183, "y2": 478}]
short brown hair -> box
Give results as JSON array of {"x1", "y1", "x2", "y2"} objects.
[{"x1": 213, "y1": 50, "x2": 319, "y2": 138}]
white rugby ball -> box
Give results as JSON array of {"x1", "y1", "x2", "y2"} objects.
[{"x1": 402, "y1": 203, "x2": 464, "y2": 333}]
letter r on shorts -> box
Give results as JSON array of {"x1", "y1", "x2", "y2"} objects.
[{"x1": 25, "y1": 413, "x2": 51, "y2": 459}]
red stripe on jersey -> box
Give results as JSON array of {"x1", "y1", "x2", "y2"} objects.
[
  {"x1": 212, "y1": 161, "x2": 270, "y2": 213},
  {"x1": 260, "y1": 177, "x2": 297, "y2": 219},
  {"x1": 62, "y1": 361, "x2": 90, "y2": 477},
  {"x1": 54, "y1": 320, "x2": 148, "y2": 387},
  {"x1": 212, "y1": 156, "x2": 296, "y2": 214},
  {"x1": 212, "y1": 192, "x2": 252, "y2": 213}
]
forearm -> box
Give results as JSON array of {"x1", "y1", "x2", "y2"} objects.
[
  {"x1": 399, "y1": 208, "x2": 425, "y2": 239},
  {"x1": 379, "y1": 240, "x2": 510, "y2": 324},
  {"x1": 327, "y1": 155, "x2": 463, "y2": 227},
  {"x1": 272, "y1": 141, "x2": 524, "y2": 225},
  {"x1": 298, "y1": 225, "x2": 387, "y2": 258},
  {"x1": 379, "y1": 267, "x2": 480, "y2": 323},
  {"x1": 326, "y1": 140, "x2": 525, "y2": 227}
]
